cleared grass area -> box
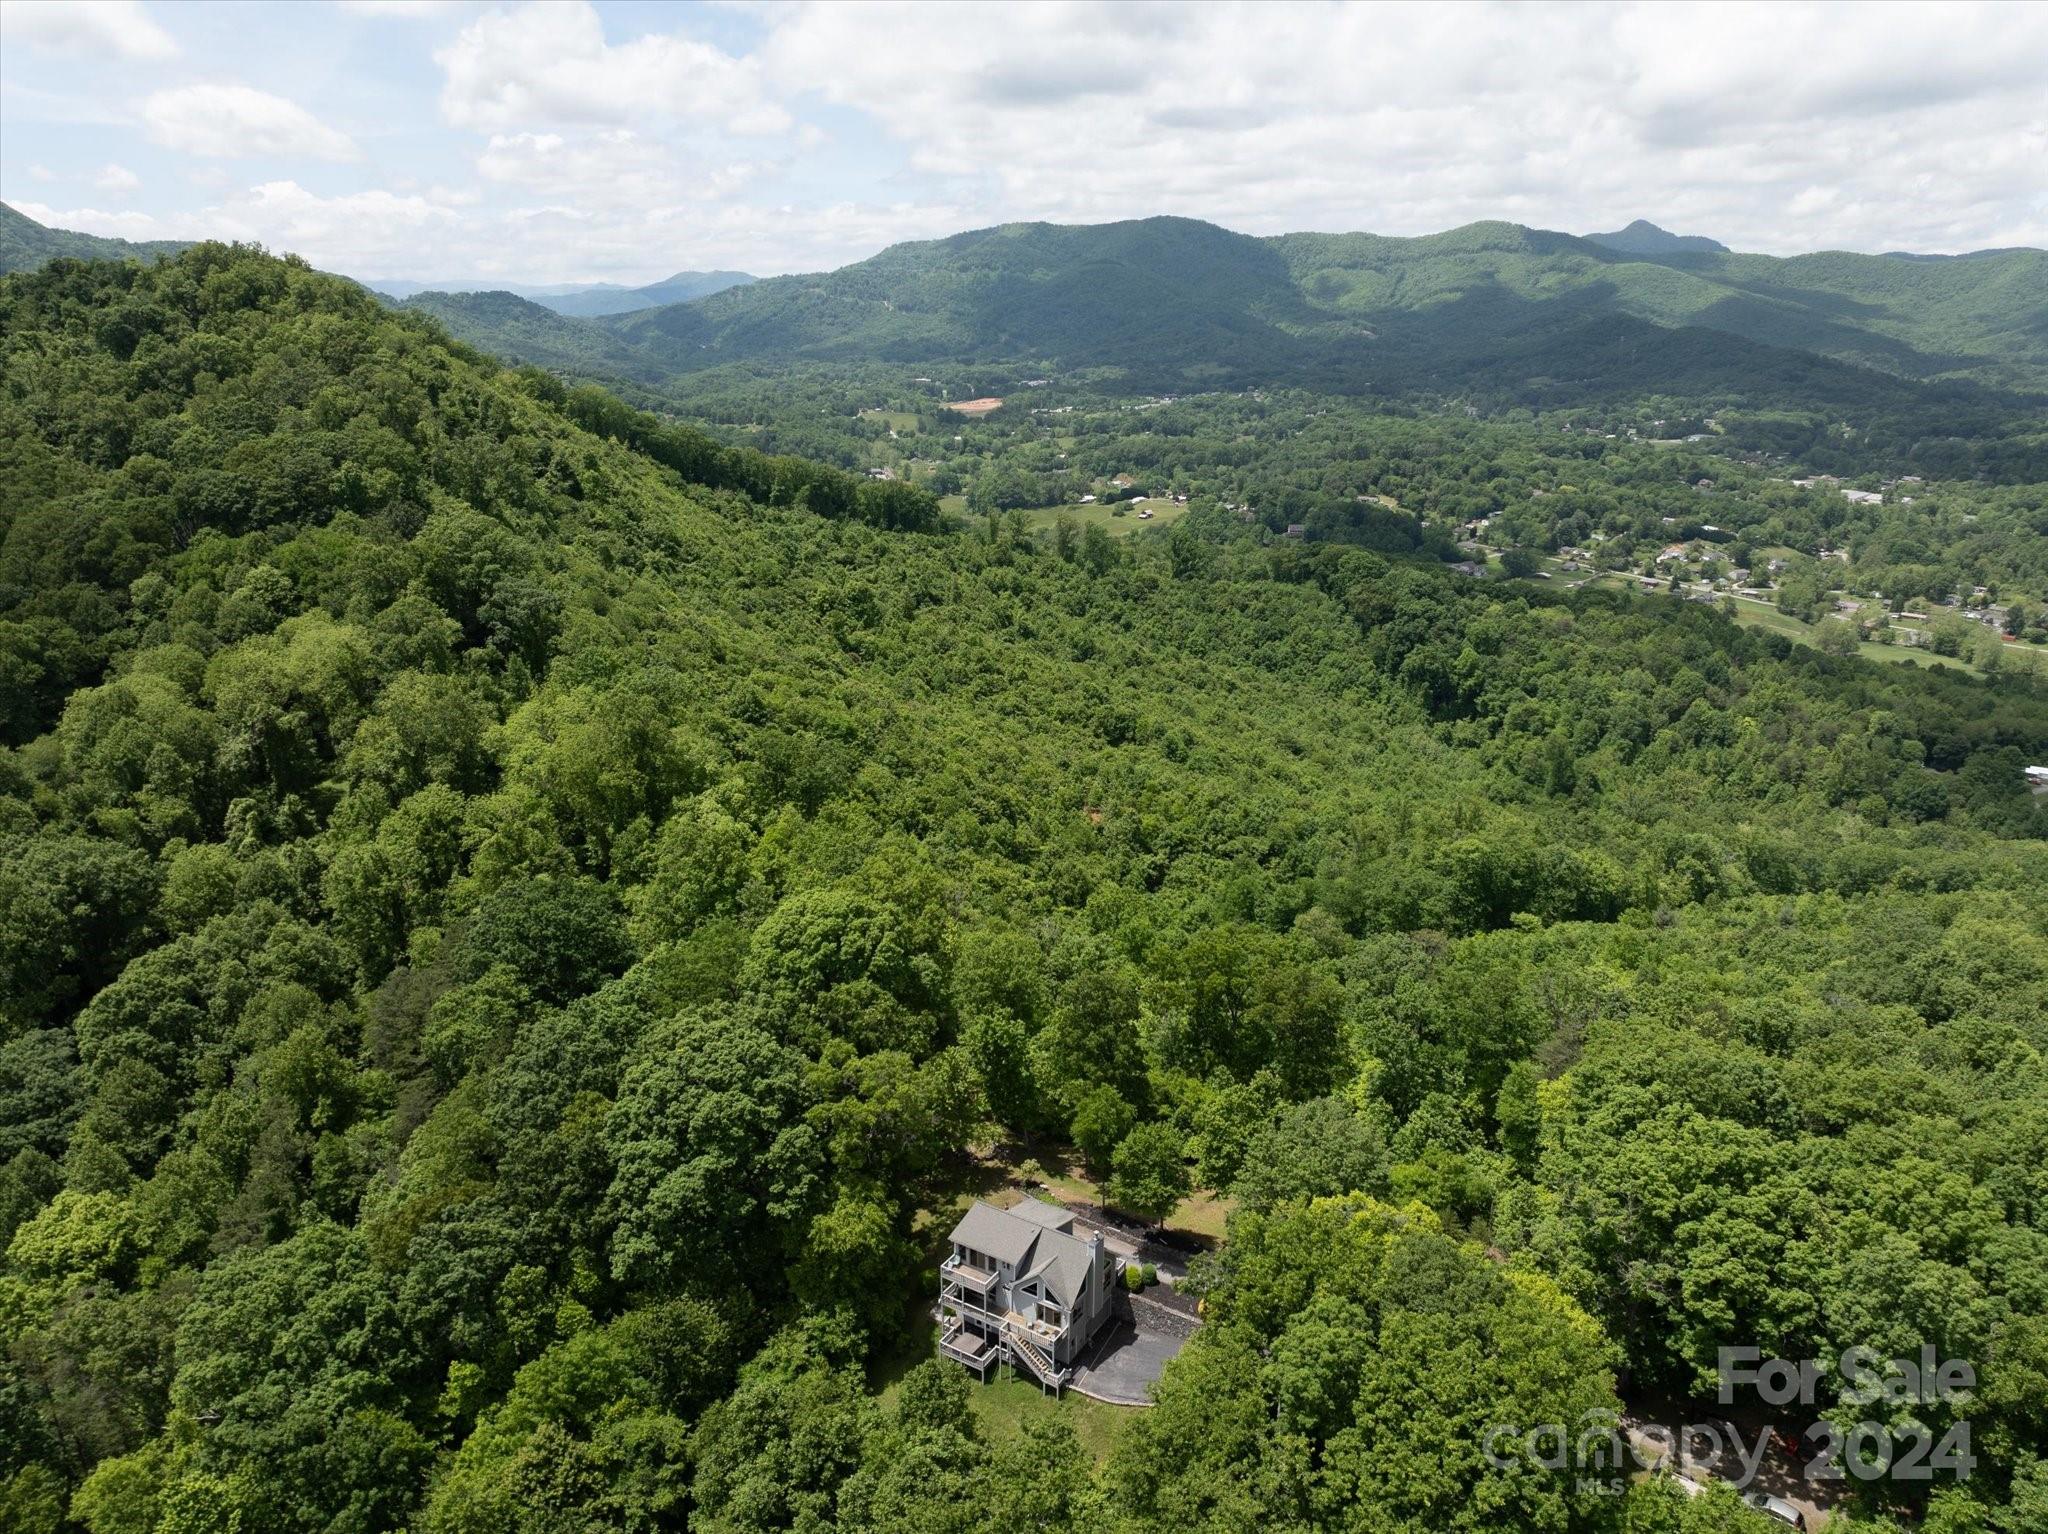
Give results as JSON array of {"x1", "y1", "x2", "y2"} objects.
[
  {"x1": 968, "y1": 1374, "x2": 1132, "y2": 1463},
  {"x1": 1575, "y1": 580, "x2": 1991, "y2": 676},
  {"x1": 1016, "y1": 500, "x2": 1190, "y2": 538},
  {"x1": 1725, "y1": 595, "x2": 1811, "y2": 637},
  {"x1": 858, "y1": 408, "x2": 919, "y2": 432},
  {"x1": 978, "y1": 1141, "x2": 1102, "y2": 1207},
  {"x1": 1724, "y1": 596, "x2": 1989, "y2": 676},
  {"x1": 869, "y1": 1302, "x2": 1132, "y2": 1465},
  {"x1": 1856, "y1": 641, "x2": 1985, "y2": 676},
  {"x1": 1168, "y1": 1188, "x2": 1236, "y2": 1242}
]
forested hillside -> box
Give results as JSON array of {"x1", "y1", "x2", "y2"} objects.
[
  {"x1": 3, "y1": 246, "x2": 2046, "y2": 1533},
  {"x1": 401, "y1": 215, "x2": 2047, "y2": 408},
  {"x1": 397, "y1": 288, "x2": 679, "y2": 389},
  {"x1": 0, "y1": 203, "x2": 190, "y2": 278},
  {"x1": 1274, "y1": 221, "x2": 2048, "y2": 391}
]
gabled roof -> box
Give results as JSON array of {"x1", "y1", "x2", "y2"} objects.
[
  {"x1": 1019, "y1": 1236, "x2": 1096, "y2": 1308},
  {"x1": 948, "y1": 1199, "x2": 1098, "y2": 1307},
  {"x1": 950, "y1": 1200, "x2": 1041, "y2": 1268}
]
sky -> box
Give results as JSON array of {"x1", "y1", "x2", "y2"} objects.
[{"x1": 3, "y1": 0, "x2": 2044, "y2": 286}]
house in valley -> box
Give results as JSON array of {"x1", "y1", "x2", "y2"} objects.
[{"x1": 939, "y1": 1200, "x2": 1115, "y2": 1393}]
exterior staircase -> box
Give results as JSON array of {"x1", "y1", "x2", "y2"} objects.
[{"x1": 1004, "y1": 1319, "x2": 1068, "y2": 1390}]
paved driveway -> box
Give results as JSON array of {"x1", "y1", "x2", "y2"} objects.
[{"x1": 1070, "y1": 1324, "x2": 1185, "y2": 1406}]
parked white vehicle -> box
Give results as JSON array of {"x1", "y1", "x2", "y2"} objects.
[{"x1": 1745, "y1": 1490, "x2": 1806, "y2": 1528}]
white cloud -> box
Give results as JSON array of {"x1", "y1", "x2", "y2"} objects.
[
  {"x1": 437, "y1": 2, "x2": 789, "y2": 135},
  {"x1": 757, "y1": 0, "x2": 2048, "y2": 255},
  {"x1": 205, "y1": 180, "x2": 460, "y2": 270},
  {"x1": 479, "y1": 196, "x2": 972, "y2": 281},
  {"x1": 475, "y1": 128, "x2": 766, "y2": 210},
  {"x1": 11, "y1": 0, "x2": 2039, "y2": 286},
  {"x1": 142, "y1": 84, "x2": 360, "y2": 161},
  {"x1": 93, "y1": 163, "x2": 143, "y2": 196},
  {"x1": 1, "y1": 0, "x2": 178, "y2": 59},
  {"x1": 12, "y1": 201, "x2": 171, "y2": 239}
]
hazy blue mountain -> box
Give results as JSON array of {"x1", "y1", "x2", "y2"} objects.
[
  {"x1": 541, "y1": 270, "x2": 756, "y2": 317},
  {"x1": 366, "y1": 277, "x2": 628, "y2": 302},
  {"x1": 1585, "y1": 219, "x2": 1731, "y2": 255},
  {"x1": 367, "y1": 270, "x2": 753, "y2": 315}
]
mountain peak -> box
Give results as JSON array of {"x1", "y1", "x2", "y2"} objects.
[{"x1": 1585, "y1": 219, "x2": 1730, "y2": 256}]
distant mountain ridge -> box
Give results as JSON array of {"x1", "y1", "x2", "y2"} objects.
[
  {"x1": 12, "y1": 200, "x2": 2037, "y2": 403},
  {"x1": 0, "y1": 201, "x2": 190, "y2": 274},
  {"x1": 367, "y1": 269, "x2": 754, "y2": 316},
  {"x1": 403, "y1": 214, "x2": 2046, "y2": 404},
  {"x1": 1585, "y1": 219, "x2": 1730, "y2": 255},
  {"x1": 543, "y1": 271, "x2": 756, "y2": 316}
]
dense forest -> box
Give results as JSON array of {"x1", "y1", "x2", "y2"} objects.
[{"x1": 3, "y1": 245, "x2": 2046, "y2": 1534}]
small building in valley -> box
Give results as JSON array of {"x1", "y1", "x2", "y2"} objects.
[{"x1": 939, "y1": 1200, "x2": 1115, "y2": 1393}]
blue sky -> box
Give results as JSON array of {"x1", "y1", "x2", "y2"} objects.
[{"x1": 3, "y1": 1, "x2": 2043, "y2": 284}]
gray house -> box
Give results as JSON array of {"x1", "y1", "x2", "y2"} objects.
[{"x1": 938, "y1": 1199, "x2": 1114, "y2": 1392}]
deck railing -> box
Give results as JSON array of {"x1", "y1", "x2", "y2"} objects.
[{"x1": 940, "y1": 1255, "x2": 999, "y2": 1294}]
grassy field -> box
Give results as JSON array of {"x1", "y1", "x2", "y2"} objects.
[
  {"x1": 1724, "y1": 595, "x2": 1811, "y2": 637},
  {"x1": 967, "y1": 1374, "x2": 1133, "y2": 1462},
  {"x1": 858, "y1": 408, "x2": 919, "y2": 433},
  {"x1": 1855, "y1": 640, "x2": 1986, "y2": 675},
  {"x1": 869, "y1": 1300, "x2": 1129, "y2": 1463},
  {"x1": 875, "y1": 1333, "x2": 1133, "y2": 1463},
  {"x1": 1722, "y1": 595, "x2": 1988, "y2": 676},
  {"x1": 1573, "y1": 577, "x2": 1994, "y2": 676},
  {"x1": 1015, "y1": 499, "x2": 1190, "y2": 538},
  {"x1": 950, "y1": 498, "x2": 1191, "y2": 539},
  {"x1": 1167, "y1": 1188, "x2": 1235, "y2": 1241}
]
